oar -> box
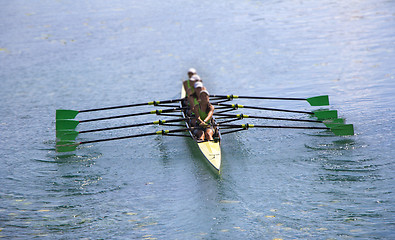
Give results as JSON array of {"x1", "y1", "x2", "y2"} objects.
[
  {"x1": 56, "y1": 108, "x2": 183, "y2": 130},
  {"x1": 56, "y1": 118, "x2": 188, "y2": 141},
  {"x1": 218, "y1": 123, "x2": 354, "y2": 136},
  {"x1": 210, "y1": 94, "x2": 329, "y2": 106},
  {"x1": 56, "y1": 128, "x2": 191, "y2": 152},
  {"x1": 56, "y1": 98, "x2": 184, "y2": 119},
  {"x1": 211, "y1": 103, "x2": 337, "y2": 120},
  {"x1": 214, "y1": 113, "x2": 344, "y2": 127}
]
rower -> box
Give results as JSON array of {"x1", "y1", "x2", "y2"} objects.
[
  {"x1": 193, "y1": 81, "x2": 207, "y2": 105},
  {"x1": 193, "y1": 90, "x2": 215, "y2": 141},
  {"x1": 185, "y1": 75, "x2": 201, "y2": 115},
  {"x1": 188, "y1": 68, "x2": 196, "y2": 79},
  {"x1": 189, "y1": 81, "x2": 206, "y2": 127},
  {"x1": 183, "y1": 68, "x2": 200, "y2": 98},
  {"x1": 189, "y1": 78, "x2": 205, "y2": 100}
]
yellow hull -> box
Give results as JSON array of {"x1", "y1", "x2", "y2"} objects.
[
  {"x1": 197, "y1": 141, "x2": 221, "y2": 171},
  {"x1": 181, "y1": 84, "x2": 222, "y2": 172}
]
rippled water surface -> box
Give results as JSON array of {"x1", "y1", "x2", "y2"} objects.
[{"x1": 1, "y1": 0, "x2": 394, "y2": 239}]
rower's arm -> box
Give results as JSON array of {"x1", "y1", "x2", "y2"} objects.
[
  {"x1": 188, "y1": 96, "x2": 196, "y2": 109},
  {"x1": 193, "y1": 106, "x2": 204, "y2": 124},
  {"x1": 204, "y1": 105, "x2": 215, "y2": 124},
  {"x1": 183, "y1": 81, "x2": 189, "y2": 96}
]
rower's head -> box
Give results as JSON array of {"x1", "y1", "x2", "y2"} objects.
[
  {"x1": 194, "y1": 81, "x2": 204, "y2": 99},
  {"x1": 200, "y1": 90, "x2": 210, "y2": 103},
  {"x1": 190, "y1": 75, "x2": 201, "y2": 82},
  {"x1": 188, "y1": 68, "x2": 197, "y2": 78},
  {"x1": 194, "y1": 81, "x2": 203, "y2": 90}
]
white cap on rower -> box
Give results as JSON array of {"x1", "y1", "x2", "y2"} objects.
[
  {"x1": 190, "y1": 75, "x2": 201, "y2": 81},
  {"x1": 200, "y1": 90, "x2": 209, "y2": 96},
  {"x1": 188, "y1": 68, "x2": 197, "y2": 74},
  {"x1": 194, "y1": 81, "x2": 203, "y2": 89}
]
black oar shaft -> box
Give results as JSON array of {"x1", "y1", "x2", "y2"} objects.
[
  {"x1": 212, "y1": 103, "x2": 313, "y2": 115},
  {"x1": 214, "y1": 113, "x2": 322, "y2": 123},
  {"x1": 78, "y1": 98, "x2": 184, "y2": 113},
  {"x1": 219, "y1": 124, "x2": 329, "y2": 130},
  {"x1": 243, "y1": 106, "x2": 312, "y2": 114},
  {"x1": 211, "y1": 94, "x2": 306, "y2": 101},
  {"x1": 79, "y1": 118, "x2": 188, "y2": 134},
  {"x1": 79, "y1": 128, "x2": 190, "y2": 144},
  {"x1": 79, "y1": 112, "x2": 146, "y2": 123},
  {"x1": 252, "y1": 125, "x2": 328, "y2": 130},
  {"x1": 79, "y1": 122, "x2": 148, "y2": 133},
  {"x1": 81, "y1": 132, "x2": 158, "y2": 144},
  {"x1": 79, "y1": 103, "x2": 147, "y2": 113},
  {"x1": 79, "y1": 108, "x2": 181, "y2": 123}
]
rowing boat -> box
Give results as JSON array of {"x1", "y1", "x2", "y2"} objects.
[
  {"x1": 55, "y1": 83, "x2": 354, "y2": 166},
  {"x1": 180, "y1": 84, "x2": 222, "y2": 172}
]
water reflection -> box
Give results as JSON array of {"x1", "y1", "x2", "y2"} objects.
[
  {"x1": 305, "y1": 138, "x2": 357, "y2": 151},
  {"x1": 305, "y1": 137, "x2": 380, "y2": 183}
]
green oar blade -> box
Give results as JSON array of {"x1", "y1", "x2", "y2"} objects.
[
  {"x1": 330, "y1": 124, "x2": 354, "y2": 136},
  {"x1": 56, "y1": 141, "x2": 80, "y2": 152},
  {"x1": 313, "y1": 110, "x2": 338, "y2": 120},
  {"x1": 56, "y1": 120, "x2": 79, "y2": 130},
  {"x1": 56, "y1": 130, "x2": 79, "y2": 141},
  {"x1": 56, "y1": 110, "x2": 79, "y2": 119},
  {"x1": 306, "y1": 95, "x2": 329, "y2": 106}
]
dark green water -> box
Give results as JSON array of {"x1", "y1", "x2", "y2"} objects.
[{"x1": 1, "y1": 0, "x2": 394, "y2": 239}]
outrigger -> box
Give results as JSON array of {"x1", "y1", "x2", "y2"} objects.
[{"x1": 55, "y1": 83, "x2": 354, "y2": 174}]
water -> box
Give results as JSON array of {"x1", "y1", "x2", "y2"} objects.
[{"x1": 1, "y1": 0, "x2": 394, "y2": 239}]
